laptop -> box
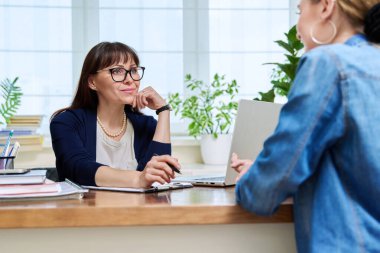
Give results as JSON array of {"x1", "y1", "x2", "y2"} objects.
[{"x1": 172, "y1": 99, "x2": 283, "y2": 187}]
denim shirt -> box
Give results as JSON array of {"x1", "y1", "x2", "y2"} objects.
[{"x1": 235, "y1": 34, "x2": 380, "y2": 253}]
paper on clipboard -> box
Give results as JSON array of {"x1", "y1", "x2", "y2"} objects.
[{"x1": 82, "y1": 182, "x2": 193, "y2": 193}]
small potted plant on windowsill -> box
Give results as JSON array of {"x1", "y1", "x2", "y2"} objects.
[
  {"x1": 168, "y1": 73, "x2": 239, "y2": 165},
  {"x1": 0, "y1": 77, "x2": 23, "y2": 126}
]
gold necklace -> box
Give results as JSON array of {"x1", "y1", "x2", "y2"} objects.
[{"x1": 97, "y1": 112, "x2": 127, "y2": 138}]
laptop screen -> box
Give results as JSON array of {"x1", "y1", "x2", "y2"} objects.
[{"x1": 224, "y1": 99, "x2": 282, "y2": 185}]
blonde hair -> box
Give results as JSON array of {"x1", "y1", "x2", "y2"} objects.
[
  {"x1": 336, "y1": 0, "x2": 380, "y2": 28},
  {"x1": 311, "y1": 0, "x2": 380, "y2": 42},
  {"x1": 311, "y1": 0, "x2": 379, "y2": 25}
]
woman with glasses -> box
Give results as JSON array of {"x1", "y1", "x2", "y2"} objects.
[
  {"x1": 50, "y1": 42, "x2": 178, "y2": 188},
  {"x1": 232, "y1": 0, "x2": 380, "y2": 252}
]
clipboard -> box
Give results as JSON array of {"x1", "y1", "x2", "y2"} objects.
[{"x1": 82, "y1": 182, "x2": 193, "y2": 193}]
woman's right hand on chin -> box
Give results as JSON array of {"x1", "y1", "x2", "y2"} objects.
[
  {"x1": 132, "y1": 86, "x2": 166, "y2": 111},
  {"x1": 137, "y1": 155, "x2": 181, "y2": 188}
]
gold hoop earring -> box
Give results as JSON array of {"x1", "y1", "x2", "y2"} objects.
[{"x1": 310, "y1": 20, "x2": 337, "y2": 45}]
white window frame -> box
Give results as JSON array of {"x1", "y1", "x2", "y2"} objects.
[{"x1": 1, "y1": 0, "x2": 300, "y2": 138}]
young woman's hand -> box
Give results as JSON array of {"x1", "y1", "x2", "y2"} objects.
[
  {"x1": 137, "y1": 155, "x2": 181, "y2": 188},
  {"x1": 230, "y1": 152, "x2": 253, "y2": 182},
  {"x1": 133, "y1": 86, "x2": 166, "y2": 111}
]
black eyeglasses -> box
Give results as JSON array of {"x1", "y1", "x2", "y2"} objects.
[{"x1": 97, "y1": 66, "x2": 145, "y2": 82}]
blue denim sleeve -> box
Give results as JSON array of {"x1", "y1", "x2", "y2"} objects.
[{"x1": 236, "y1": 48, "x2": 346, "y2": 215}]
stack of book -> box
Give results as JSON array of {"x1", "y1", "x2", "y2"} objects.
[
  {"x1": 0, "y1": 169, "x2": 88, "y2": 201},
  {"x1": 1, "y1": 115, "x2": 44, "y2": 151},
  {"x1": 0, "y1": 169, "x2": 47, "y2": 185}
]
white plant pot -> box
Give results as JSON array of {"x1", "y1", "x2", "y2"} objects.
[{"x1": 200, "y1": 134, "x2": 232, "y2": 165}]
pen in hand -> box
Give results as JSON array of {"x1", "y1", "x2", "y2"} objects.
[{"x1": 153, "y1": 153, "x2": 181, "y2": 174}]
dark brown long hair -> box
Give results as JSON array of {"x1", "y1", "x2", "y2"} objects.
[{"x1": 51, "y1": 42, "x2": 140, "y2": 119}]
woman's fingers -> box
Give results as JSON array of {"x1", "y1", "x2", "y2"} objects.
[
  {"x1": 235, "y1": 167, "x2": 249, "y2": 183},
  {"x1": 153, "y1": 155, "x2": 182, "y2": 175},
  {"x1": 230, "y1": 153, "x2": 253, "y2": 172},
  {"x1": 231, "y1": 160, "x2": 245, "y2": 169},
  {"x1": 231, "y1": 152, "x2": 238, "y2": 161},
  {"x1": 139, "y1": 86, "x2": 166, "y2": 110},
  {"x1": 231, "y1": 152, "x2": 243, "y2": 169},
  {"x1": 142, "y1": 94, "x2": 149, "y2": 106},
  {"x1": 231, "y1": 160, "x2": 247, "y2": 173},
  {"x1": 140, "y1": 167, "x2": 169, "y2": 187},
  {"x1": 133, "y1": 86, "x2": 166, "y2": 112},
  {"x1": 146, "y1": 167, "x2": 170, "y2": 183},
  {"x1": 230, "y1": 152, "x2": 254, "y2": 180},
  {"x1": 132, "y1": 93, "x2": 145, "y2": 110},
  {"x1": 147, "y1": 161, "x2": 174, "y2": 180},
  {"x1": 146, "y1": 159, "x2": 177, "y2": 181},
  {"x1": 140, "y1": 155, "x2": 182, "y2": 187},
  {"x1": 137, "y1": 93, "x2": 144, "y2": 110},
  {"x1": 156, "y1": 161, "x2": 176, "y2": 179},
  {"x1": 131, "y1": 94, "x2": 143, "y2": 110},
  {"x1": 134, "y1": 91, "x2": 150, "y2": 110},
  {"x1": 144, "y1": 173, "x2": 166, "y2": 185}
]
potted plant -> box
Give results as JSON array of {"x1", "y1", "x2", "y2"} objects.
[
  {"x1": 168, "y1": 73, "x2": 239, "y2": 165},
  {"x1": 255, "y1": 25, "x2": 304, "y2": 102},
  {"x1": 0, "y1": 77, "x2": 22, "y2": 125}
]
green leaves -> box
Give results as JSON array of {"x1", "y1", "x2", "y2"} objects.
[
  {"x1": 254, "y1": 88, "x2": 275, "y2": 102},
  {"x1": 0, "y1": 77, "x2": 23, "y2": 125},
  {"x1": 168, "y1": 74, "x2": 239, "y2": 138},
  {"x1": 256, "y1": 25, "x2": 304, "y2": 102}
]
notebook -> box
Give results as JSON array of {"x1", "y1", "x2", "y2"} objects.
[
  {"x1": 82, "y1": 182, "x2": 193, "y2": 193},
  {"x1": 0, "y1": 179, "x2": 59, "y2": 195},
  {"x1": 0, "y1": 169, "x2": 46, "y2": 185},
  {"x1": 172, "y1": 99, "x2": 283, "y2": 187},
  {"x1": 0, "y1": 179, "x2": 88, "y2": 201}
]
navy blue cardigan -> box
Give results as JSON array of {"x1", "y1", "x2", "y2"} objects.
[{"x1": 50, "y1": 107, "x2": 171, "y2": 186}]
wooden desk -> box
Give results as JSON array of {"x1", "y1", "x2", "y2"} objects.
[
  {"x1": 0, "y1": 187, "x2": 292, "y2": 228},
  {"x1": 0, "y1": 186, "x2": 296, "y2": 253}
]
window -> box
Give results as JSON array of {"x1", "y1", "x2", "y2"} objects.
[
  {"x1": 0, "y1": 0, "x2": 73, "y2": 137},
  {"x1": 99, "y1": 0, "x2": 183, "y2": 97},
  {"x1": 0, "y1": 0, "x2": 298, "y2": 137},
  {"x1": 209, "y1": 0, "x2": 291, "y2": 97}
]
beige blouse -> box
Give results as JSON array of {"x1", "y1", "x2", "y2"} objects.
[{"x1": 96, "y1": 119, "x2": 138, "y2": 170}]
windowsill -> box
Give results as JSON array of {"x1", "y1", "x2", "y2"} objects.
[
  {"x1": 41, "y1": 135, "x2": 200, "y2": 148},
  {"x1": 15, "y1": 135, "x2": 202, "y2": 168},
  {"x1": 171, "y1": 136, "x2": 200, "y2": 146}
]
